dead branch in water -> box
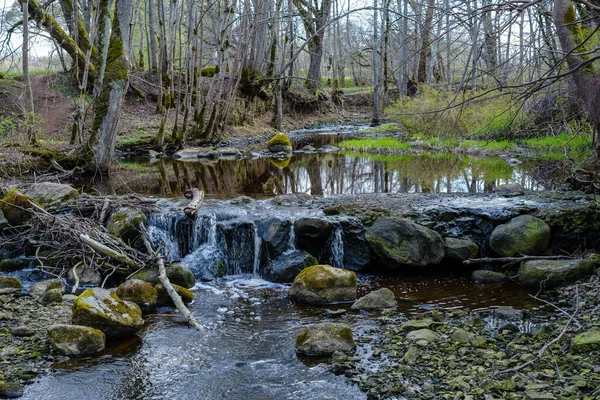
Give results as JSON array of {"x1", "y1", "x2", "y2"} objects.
[
  {"x1": 463, "y1": 255, "x2": 578, "y2": 266},
  {"x1": 183, "y1": 188, "x2": 204, "y2": 218}
]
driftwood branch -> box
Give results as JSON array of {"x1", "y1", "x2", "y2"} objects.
[
  {"x1": 183, "y1": 188, "x2": 204, "y2": 219},
  {"x1": 139, "y1": 222, "x2": 203, "y2": 331},
  {"x1": 463, "y1": 255, "x2": 578, "y2": 266},
  {"x1": 80, "y1": 234, "x2": 138, "y2": 268}
]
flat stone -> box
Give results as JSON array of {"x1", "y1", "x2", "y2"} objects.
[
  {"x1": 472, "y1": 270, "x2": 507, "y2": 284},
  {"x1": 519, "y1": 259, "x2": 594, "y2": 288},
  {"x1": 400, "y1": 318, "x2": 436, "y2": 332},
  {"x1": 11, "y1": 325, "x2": 35, "y2": 337},
  {"x1": 571, "y1": 330, "x2": 600, "y2": 353},
  {"x1": 405, "y1": 329, "x2": 442, "y2": 343},
  {"x1": 524, "y1": 392, "x2": 556, "y2": 400},
  {"x1": 351, "y1": 288, "x2": 397, "y2": 310}
]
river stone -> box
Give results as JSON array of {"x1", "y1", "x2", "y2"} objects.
[
  {"x1": 365, "y1": 217, "x2": 445, "y2": 268},
  {"x1": 29, "y1": 279, "x2": 65, "y2": 298},
  {"x1": 405, "y1": 329, "x2": 442, "y2": 344},
  {"x1": 165, "y1": 264, "x2": 196, "y2": 288},
  {"x1": 400, "y1": 318, "x2": 436, "y2": 332},
  {"x1": 0, "y1": 276, "x2": 22, "y2": 294},
  {"x1": 11, "y1": 325, "x2": 34, "y2": 337},
  {"x1": 571, "y1": 330, "x2": 600, "y2": 353},
  {"x1": 295, "y1": 322, "x2": 356, "y2": 356},
  {"x1": 472, "y1": 270, "x2": 507, "y2": 284},
  {"x1": 524, "y1": 392, "x2": 556, "y2": 400},
  {"x1": 23, "y1": 182, "x2": 79, "y2": 207},
  {"x1": 294, "y1": 218, "x2": 333, "y2": 261},
  {"x1": 489, "y1": 215, "x2": 551, "y2": 257},
  {"x1": 450, "y1": 328, "x2": 473, "y2": 344},
  {"x1": 267, "y1": 133, "x2": 293, "y2": 153},
  {"x1": 107, "y1": 207, "x2": 147, "y2": 244},
  {"x1": 72, "y1": 288, "x2": 144, "y2": 338},
  {"x1": 262, "y1": 250, "x2": 318, "y2": 283},
  {"x1": 339, "y1": 218, "x2": 371, "y2": 272},
  {"x1": 173, "y1": 148, "x2": 205, "y2": 159},
  {"x1": 0, "y1": 381, "x2": 24, "y2": 398},
  {"x1": 289, "y1": 265, "x2": 357, "y2": 304},
  {"x1": 351, "y1": 288, "x2": 397, "y2": 310},
  {"x1": 518, "y1": 259, "x2": 593, "y2": 288},
  {"x1": 116, "y1": 279, "x2": 158, "y2": 313},
  {"x1": 0, "y1": 257, "x2": 29, "y2": 272},
  {"x1": 67, "y1": 264, "x2": 102, "y2": 285},
  {"x1": 47, "y1": 324, "x2": 106, "y2": 356},
  {"x1": 217, "y1": 147, "x2": 241, "y2": 157},
  {"x1": 443, "y1": 237, "x2": 479, "y2": 262},
  {"x1": 155, "y1": 283, "x2": 194, "y2": 305},
  {"x1": 258, "y1": 217, "x2": 292, "y2": 259},
  {"x1": 130, "y1": 268, "x2": 160, "y2": 284},
  {"x1": 41, "y1": 288, "x2": 64, "y2": 305}
]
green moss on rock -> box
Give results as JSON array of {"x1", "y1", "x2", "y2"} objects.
[
  {"x1": 107, "y1": 207, "x2": 147, "y2": 244},
  {"x1": 47, "y1": 324, "x2": 106, "y2": 356},
  {"x1": 116, "y1": 279, "x2": 157, "y2": 314},
  {"x1": 0, "y1": 189, "x2": 41, "y2": 226},
  {"x1": 0, "y1": 276, "x2": 22, "y2": 294},
  {"x1": 489, "y1": 215, "x2": 551, "y2": 257},
  {"x1": 295, "y1": 322, "x2": 356, "y2": 356},
  {"x1": 165, "y1": 264, "x2": 195, "y2": 289},
  {"x1": 267, "y1": 133, "x2": 293, "y2": 153},
  {"x1": 155, "y1": 283, "x2": 194, "y2": 305},
  {"x1": 289, "y1": 265, "x2": 357, "y2": 304},
  {"x1": 518, "y1": 259, "x2": 593, "y2": 288},
  {"x1": 571, "y1": 330, "x2": 600, "y2": 353}
]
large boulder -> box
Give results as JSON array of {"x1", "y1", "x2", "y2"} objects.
[
  {"x1": 294, "y1": 218, "x2": 333, "y2": 261},
  {"x1": 489, "y1": 215, "x2": 551, "y2": 257},
  {"x1": 289, "y1": 265, "x2": 357, "y2": 304},
  {"x1": 365, "y1": 217, "x2": 445, "y2": 268},
  {"x1": 72, "y1": 288, "x2": 144, "y2": 338},
  {"x1": 443, "y1": 237, "x2": 479, "y2": 262},
  {"x1": 166, "y1": 264, "x2": 196, "y2": 289},
  {"x1": 351, "y1": 288, "x2": 397, "y2": 311},
  {"x1": 0, "y1": 190, "x2": 39, "y2": 226},
  {"x1": 29, "y1": 279, "x2": 65, "y2": 298},
  {"x1": 518, "y1": 259, "x2": 593, "y2": 288},
  {"x1": 262, "y1": 250, "x2": 317, "y2": 283},
  {"x1": 130, "y1": 268, "x2": 160, "y2": 284},
  {"x1": 258, "y1": 217, "x2": 292, "y2": 260},
  {"x1": 0, "y1": 276, "x2": 22, "y2": 294},
  {"x1": 107, "y1": 207, "x2": 147, "y2": 245},
  {"x1": 23, "y1": 182, "x2": 79, "y2": 208},
  {"x1": 295, "y1": 323, "x2": 356, "y2": 356},
  {"x1": 472, "y1": 270, "x2": 507, "y2": 284},
  {"x1": 339, "y1": 218, "x2": 371, "y2": 272},
  {"x1": 155, "y1": 283, "x2": 194, "y2": 305},
  {"x1": 267, "y1": 133, "x2": 292, "y2": 153},
  {"x1": 116, "y1": 279, "x2": 158, "y2": 313},
  {"x1": 47, "y1": 324, "x2": 106, "y2": 356}
]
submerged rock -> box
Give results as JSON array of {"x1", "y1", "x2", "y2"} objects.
[
  {"x1": 571, "y1": 330, "x2": 600, "y2": 353},
  {"x1": 351, "y1": 288, "x2": 397, "y2": 310},
  {"x1": 262, "y1": 250, "x2": 318, "y2": 283},
  {"x1": 23, "y1": 182, "x2": 78, "y2": 208},
  {"x1": 365, "y1": 217, "x2": 444, "y2": 268},
  {"x1": 296, "y1": 322, "x2": 356, "y2": 356},
  {"x1": 47, "y1": 324, "x2": 106, "y2": 356},
  {"x1": 443, "y1": 237, "x2": 479, "y2": 262},
  {"x1": 472, "y1": 269, "x2": 507, "y2": 284},
  {"x1": 518, "y1": 259, "x2": 593, "y2": 288},
  {"x1": 116, "y1": 279, "x2": 158, "y2": 313},
  {"x1": 267, "y1": 133, "x2": 293, "y2": 153},
  {"x1": 72, "y1": 288, "x2": 144, "y2": 338},
  {"x1": 489, "y1": 215, "x2": 551, "y2": 257},
  {"x1": 0, "y1": 276, "x2": 22, "y2": 294},
  {"x1": 289, "y1": 265, "x2": 357, "y2": 304}
]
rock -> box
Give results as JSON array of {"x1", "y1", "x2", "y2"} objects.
[
  {"x1": 319, "y1": 145, "x2": 340, "y2": 152},
  {"x1": 155, "y1": 283, "x2": 194, "y2": 305},
  {"x1": 339, "y1": 218, "x2": 371, "y2": 272},
  {"x1": 197, "y1": 148, "x2": 219, "y2": 158},
  {"x1": 258, "y1": 217, "x2": 292, "y2": 259},
  {"x1": 29, "y1": 279, "x2": 65, "y2": 298},
  {"x1": 148, "y1": 150, "x2": 160, "y2": 158},
  {"x1": 405, "y1": 329, "x2": 442, "y2": 343},
  {"x1": 295, "y1": 323, "x2": 356, "y2": 356},
  {"x1": 0, "y1": 276, "x2": 22, "y2": 294},
  {"x1": 0, "y1": 257, "x2": 29, "y2": 272},
  {"x1": 493, "y1": 183, "x2": 525, "y2": 194},
  {"x1": 400, "y1": 319, "x2": 436, "y2": 332},
  {"x1": 41, "y1": 288, "x2": 64, "y2": 305},
  {"x1": 217, "y1": 147, "x2": 241, "y2": 157},
  {"x1": 23, "y1": 182, "x2": 79, "y2": 208},
  {"x1": 365, "y1": 217, "x2": 445, "y2": 268},
  {"x1": 47, "y1": 324, "x2": 106, "y2": 356},
  {"x1": 450, "y1": 328, "x2": 473, "y2": 344},
  {"x1": 173, "y1": 147, "x2": 216, "y2": 159},
  {"x1": 294, "y1": 218, "x2": 333, "y2": 261},
  {"x1": 107, "y1": 207, "x2": 147, "y2": 245},
  {"x1": 443, "y1": 237, "x2": 479, "y2": 262},
  {"x1": 72, "y1": 288, "x2": 144, "y2": 338},
  {"x1": 262, "y1": 250, "x2": 318, "y2": 283},
  {"x1": 298, "y1": 145, "x2": 316, "y2": 152},
  {"x1": 267, "y1": 133, "x2": 293, "y2": 153},
  {"x1": 489, "y1": 215, "x2": 551, "y2": 257},
  {"x1": 524, "y1": 392, "x2": 556, "y2": 400},
  {"x1": 67, "y1": 264, "x2": 102, "y2": 285},
  {"x1": 289, "y1": 265, "x2": 357, "y2": 304},
  {"x1": 518, "y1": 259, "x2": 593, "y2": 288},
  {"x1": 351, "y1": 288, "x2": 397, "y2": 310},
  {"x1": 0, "y1": 381, "x2": 24, "y2": 398},
  {"x1": 11, "y1": 325, "x2": 34, "y2": 337},
  {"x1": 166, "y1": 264, "x2": 196, "y2": 289},
  {"x1": 472, "y1": 270, "x2": 507, "y2": 284},
  {"x1": 0, "y1": 190, "x2": 39, "y2": 226},
  {"x1": 0, "y1": 209, "x2": 7, "y2": 230},
  {"x1": 130, "y1": 268, "x2": 160, "y2": 284},
  {"x1": 571, "y1": 330, "x2": 600, "y2": 353},
  {"x1": 116, "y1": 279, "x2": 157, "y2": 313}
]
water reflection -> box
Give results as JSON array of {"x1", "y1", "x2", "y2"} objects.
[{"x1": 104, "y1": 150, "x2": 550, "y2": 198}]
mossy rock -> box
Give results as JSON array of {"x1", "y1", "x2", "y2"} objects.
[
  {"x1": 47, "y1": 324, "x2": 106, "y2": 356},
  {"x1": 166, "y1": 264, "x2": 196, "y2": 289},
  {"x1": 289, "y1": 265, "x2": 357, "y2": 304},
  {"x1": 489, "y1": 215, "x2": 551, "y2": 257},
  {"x1": 0, "y1": 381, "x2": 24, "y2": 398},
  {"x1": 405, "y1": 329, "x2": 443, "y2": 344},
  {"x1": 72, "y1": 288, "x2": 144, "y2": 338},
  {"x1": 268, "y1": 157, "x2": 291, "y2": 169},
  {"x1": 400, "y1": 318, "x2": 437, "y2": 332},
  {"x1": 116, "y1": 279, "x2": 157, "y2": 314},
  {"x1": 40, "y1": 288, "x2": 64, "y2": 305},
  {"x1": 0, "y1": 189, "x2": 41, "y2": 226},
  {"x1": 518, "y1": 259, "x2": 593, "y2": 288},
  {"x1": 296, "y1": 322, "x2": 356, "y2": 356},
  {"x1": 155, "y1": 283, "x2": 194, "y2": 305},
  {"x1": 107, "y1": 207, "x2": 147, "y2": 244},
  {"x1": 443, "y1": 237, "x2": 479, "y2": 262},
  {"x1": 23, "y1": 182, "x2": 79, "y2": 208},
  {"x1": 29, "y1": 279, "x2": 65, "y2": 298},
  {"x1": 351, "y1": 288, "x2": 397, "y2": 311},
  {"x1": 0, "y1": 257, "x2": 29, "y2": 272},
  {"x1": 0, "y1": 276, "x2": 22, "y2": 294},
  {"x1": 267, "y1": 133, "x2": 292, "y2": 153},
  {"x1": 130, "y1": 268, "x2": 160, "y2": 284},
  {"x1": 571, "y1": 330, "x2": 600, "y2": 353},
  {"x1": 472, "y1": 270, "x2": 507, "y2": 284}
]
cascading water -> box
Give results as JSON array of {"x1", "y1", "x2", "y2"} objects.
[
  {"x1": 330, "y1": 225, "x2": 345, "y2": 269},
  {"x1": 252, "y1": 225, "x2": 262, "y2": 276}
]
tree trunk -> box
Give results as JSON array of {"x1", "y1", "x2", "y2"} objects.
[
  {"x1": 21, "y1": 0, "x2": 36, "y2": 145},
  {"x1": 417, "y1": 0, "x2": 435, "y2": 83}
]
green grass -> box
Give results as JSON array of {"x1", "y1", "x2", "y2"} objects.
[
  {"x1": 338, "y1": 137, "x2": 411, "y2": 152},
  {"x1": 116, "y1": 129, "x2": 156, "y2": 149},
  {"x1": 522, "y1": 133, "x2": 591, "y2": 152}
]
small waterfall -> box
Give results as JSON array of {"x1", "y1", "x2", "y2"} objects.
[
  {"x1": 147, "y1": 213, "x2": 181, "y2": 261},
  {"x1": 330, "y1": 226, "x2": 344, "y2": 269},
  {"x1": 252, "y1": 225, "x2": 262, "y2": 277},
  {"x1": 285, "y1": 223, "x2": 296, "y2": 253}
]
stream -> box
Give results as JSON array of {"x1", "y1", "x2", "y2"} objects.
[{"x1": 22, "y1": 127, "x2": 562, "y2": 399}]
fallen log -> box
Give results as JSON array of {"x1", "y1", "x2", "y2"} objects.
[
  {"x1": 80, "y1": 234, "x2": 138, "y2": 268},
  {"x1": 463, "y1": 255, "x2": 578, "y2": 266},
  {"x1": 183, "y1": 188, "x2": 204, "y2": 218}
]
